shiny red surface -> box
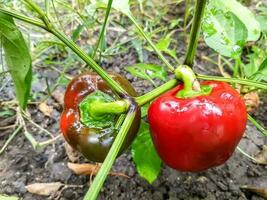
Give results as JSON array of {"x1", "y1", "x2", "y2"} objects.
[{"x1": 147, "y1": 81, "x2": 247, "y2": 172}]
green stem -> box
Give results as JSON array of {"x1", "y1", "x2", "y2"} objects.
[
  {"x1": 127, "y1": 13, "x2": 175, "y2": 72},
  {"x1": 0, "y1": 8, "x2": 48, "y2": 30},
  {"x1": 45, "y1": 0, "x2": 50, "y2": 15},
  {"x1": 236, "y1": 146, "x2": 258, "y2": 163},
  {"x1": 174, "y1": 65, "x2": 199, "y2": 92},
  {"x1": 0, "y1": 126, "x2": 22, "y2": 155},
  {"x1": 51, "y1": 29, "x2": 127, "y2": 95},
  {"x1": 87, "y1": 79, "x2": 179, "y2": 116},
  {"x1": 92, "y1": 0, "x2": 113, "y2": 59},
  {"x1": 0, "y1": 5, "x2": 128, "y2": 96},
  {"x1": 174, "y1": 65, "x2": 212, "y2": 98},
  {"x1": 183, "y1": 0, "x2": 191, "y2": 31},
  {"x1": 197, "y1": 74, "x2": 267, "y2": 90},
  {"x1": 84, "y1": 110, "x2": 137, "y2": 200},
  {"x1": 184, "y1": 0, "x2": 207, "y2": 67},
  {"x1": 248, "y1": 114, "x2": 267, "y2": 137},
  {"x1": 233, "y1": 57, "x2": 241, "y2": 78},
  {"x1": 135, "y1": 79, "x2": 178, "y2": 106},
  {"x1": 90, "y1": 100, "x2": 129, "y2": 118},
  {"x1": 23, "y1": 0, "x2": 52, "y2": 29}
]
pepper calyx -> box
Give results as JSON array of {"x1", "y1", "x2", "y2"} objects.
[{"x1": 174, "y1": 65, "x2": 212, "y2": 98}]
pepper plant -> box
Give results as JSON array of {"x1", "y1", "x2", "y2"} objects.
[{"x1": 0, "y1": 0, "x2": 266, "y2": 200}]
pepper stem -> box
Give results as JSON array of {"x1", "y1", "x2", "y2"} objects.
[
  {"x1": 184, "y1": 0, "x2": 207, "y2": 66},
  {"x1": 89, "y1": 100, "x2": 129, "y2": 119},
  {"x1": 174, "y1": 65, "x2": 212, "y2": 98}
]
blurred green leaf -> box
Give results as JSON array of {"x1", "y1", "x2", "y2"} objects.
[
  {"x1": 203, "y1": 8, "x2": 248, "y2": 58},
  {"x1": 0, "y1": 109, "x2": 14, "y2": 117},
  {"x1": 141, "y1": 103, "x2": 150, "y2": 117},
  {"x1": 125, "y1": 63, "x2": 167, "y2": 86},
  {"x1": 132, "y1": 121, "x2": 162, "y2": 184},
  {"x1": 146, "y1": 37, "x2": 179, "y2": 62},
  {"x1": 244, "y1": 46, "x2": 267, "y2": 82},
  {"x1": 256, "y1": 15, "x2": 267, "y2": 33},
  {"x1": 251, "y1": 58, "x2": 267, "y2": 82},
  {"x1": 131, "y1": 39, "x2": 144, "y2": 62},
  {"x1": 255, "y1": 5, "x2": 267, "y2": 34},
  {"x1": 103, "y1": 0, "x2": 130, "y2": 15},
  {"x1": 72, "y1": 24, "x2": 85, "y2": 42},
  {"x1": 169, "y1": 19, "x2": 181, "y2": 29},
  {"x1": 0, "y1": 194, "x2": 19, "y2": 200},
  {"x1": 88, "y1": 0, "x2": 130, "y2": 15},
  {"x1": 58, "y1": 76, "x2": 70, "y2": 86},
  {"x1": 155, "y1": 38, "x2": 171, "y2": 50},
  {"x1": 207, "y1": 0, "x2": 261, "y2": 41},
  {"x1": 0, "y1": 13, "x2": 32, "y2": 110}
]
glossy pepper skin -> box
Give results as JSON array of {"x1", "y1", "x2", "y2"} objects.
[
  {"x1": 148, "y1": 81, "x2": 247, "y2": 172},
  {"x1": 60, "y1": 72, "x2": 141, "y2": 162}
]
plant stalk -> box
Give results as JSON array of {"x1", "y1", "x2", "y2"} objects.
[
  {"x1": 23, "y1": 0, "x2": 52, "y2": 29},
  {"x1": 88, "y1": 72, "x2": 267, "y2": 114},
  {"x1": 0, "y1": 8, "x2": 48, "y2": 30},
  {"x1": 89, "y1": 79, "x2": 178, "y2": 116},
  {"x1": 184, "y1": 0, "x2": 207, "y2": 67},
  {"x1": 248, "y1": 114, "x2": 267, "y2": 137},
  {"x1": 0, "y1": 125, "x2": 22, "y2": 155},
  {"x1": 92, "y1": 0, "x2": 113, "y2": 59},
  {"x1": 197, "y1": 74, "x2": 267, "y2": 90},
  {"x1": 174, "y1": 65, "x2": 200, "y2": 92},
  {"x1": 90, "y1": 100, "x2": 129, "y2": 118},
  {"x1": 0, "y1": 5, "x2": 128, "y2": 96},
  {"x1": 135, "y1": 79, "x2": 177, "y2": 106},
  {"x1": 83, "y1": 109, "x2": 137, "y2": 200},
  {"x1": 51, "y1": 29, "x2": 128, "y2": 95}
]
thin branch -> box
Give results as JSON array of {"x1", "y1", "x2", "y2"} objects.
[
  {"x1": 0, "y1": 125, "x2": 22, "y2": 155},
  {"x1": 0, "y1": 8, "x2": 48, "y2": 30}
]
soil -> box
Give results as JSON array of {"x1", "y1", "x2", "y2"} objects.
[{"x1": 0, "y1": 30, "x2": 267, "y2": 200}]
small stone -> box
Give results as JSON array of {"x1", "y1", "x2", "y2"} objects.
[
  {"x1": 4, "y1": 185, "x2": 14, "y2": 194},
  {"x1": 217, "y1": 181, "x2": 228, "y2": 191},
  {"x1": 126, "y1": 74, "x2": 133, "y2": 81},
  {"x1": 114, "y1": 67, "x2": 120, "y2": 73},
  {"x1": 128, "y1": 166, "x2": 135, "y2": 177},
  {"x1": 50, "y1": 162, "x2": 71, "y2": 182},
  {"x1": 62, "y1": 188, "x2": 77, "y2": 199},
  {"x1": 152, "y1": 191, "x2": 163, "y2": 200},
  {"x1": 13, "y1": 181, "x2": 26, "y2": 194}
]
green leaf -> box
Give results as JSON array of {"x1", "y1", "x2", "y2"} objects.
[
  {"x1": 244, "y1": 46, "x2": 267, "y2": 80},
  {"x1": 141, "y1": 103, "x2": 150, "y2": 118},
  {"x1": 251, "y1": 58, "x2": 267, "y2": 82},
  {"x1": 256, "y1": 5, "x2": 267, "y2": 33},
  {"x1": 79, "y1": 90, "x2": 115, "y2": 128},
  {"x1": 0, "y1": 194, "x2": 19, "y2": 200},
  {"x1": 207, "y1": 0, "x2": 261, "y2": 41},
  {"x1": 125, "y1": 63, "x2": 167, "y2": 85},
  {"x1": 155, "y1": 38, "x2": 171, "y2": 51},
  {"x1": 0, "y1": 109, "x2": 14, "y2": 117},
  {"x1": 146, "y1": 37, "x2": 179, "y2": 62},
  {"x1": 72, "y1": 24, "x2": 85, "y2": 42},
  {"x1": 88, "y1": 0, "x2": 130, "y2": 15},
  {"x1": 103, "y1": 0, "x2": 130, "y2": 15},
  {"x1": 58, "y1": 75, "x2": 70, "y2": 86},
  {"x1": 256, "y1": 15, "x2": 267, "y2": 33},
  {"x1": 132, "y1": 121, "x2": 162, "y2": 184},
  {"x1": 131, "y1": 39, "x2": 144, "y2": 62},
  {"x1": 203, "y1": 8, "x2": 248, "y2": 58},
  {"x1": 0, "y1": 13, "x2": 32, "y2": 109}
]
